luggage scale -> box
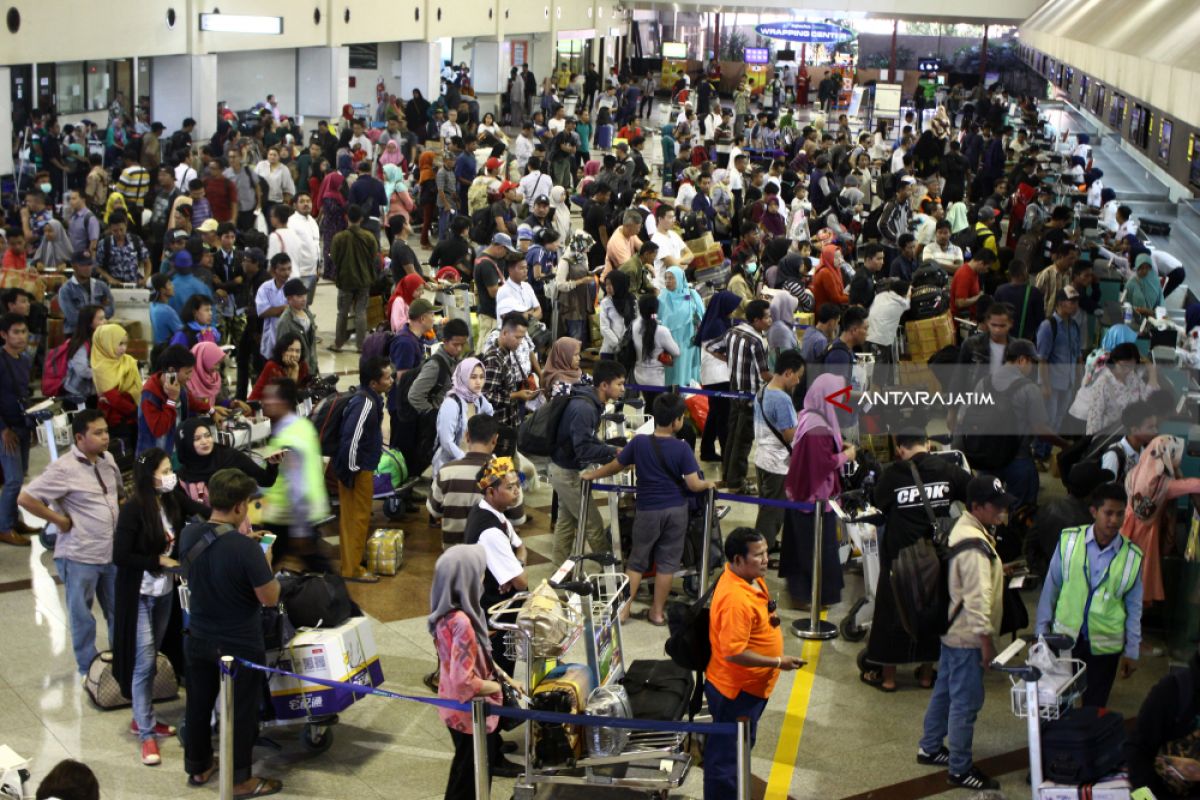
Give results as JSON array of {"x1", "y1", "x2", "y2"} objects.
[{"x1": 991, "y1": 635, "x2": 1091, "y2": 800}]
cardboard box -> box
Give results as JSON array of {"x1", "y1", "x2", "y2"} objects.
[
  {"x1": 686, "y1": 233, "x2": 714, "y2": 254},
  {"x1": 905, "y1": 313, "x2": 956, "y2": 352},
  {"x1": 690, "y1": 245, "x2": 726, "y2": 270},
  {"x1": 1038, "y1": 772, "x2": 1130, "y2": 800},
  {"x1": 366, "y1": 295, "x2": 384, "y2": 330},
  {"x1": 125, "y1": 339, "x2": 150, "y2": 362},
  {"x1": 110, "y1": 318, "x2": 144, "y2": 342},
  {"x1": 268, "y1": 616, "x2": 384, "y2": 721}
]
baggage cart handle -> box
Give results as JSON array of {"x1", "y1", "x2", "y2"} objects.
[{"x1": 551, "y1": 579, "x2": 595, "y2": 597}]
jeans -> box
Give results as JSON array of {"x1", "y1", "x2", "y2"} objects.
[
  {"x1": 183, "y1": 636, "x2": 264, "y2": 784},
  {"x1": 54, "y1": 558, "x2": 117, "y2": 674},
  {"x1": 703, "y1": 682, "x2": 768, "y2": 799},
  {"x1": 0, "y1": 434, "x2": 30, "y2": 531},
  {"x1": 334, "y1": 288, "x2": 369, "y2": 350},
  {"x1": 548, "y1": 462, "x2": 608, "y2": 564},
  {"x1": 133, "y1": 593, "x2": 173, "y2": 740},
  {"x1": 722, "y1": 399, "x2": 755, "y2": 490},
  {"x1": 302, "y1": 274, "x2": 319, "y2": 308},
  {"x1": 919, "y1": 644, "x2": 985, "y2": 775},
  {"x1": 438, "y1": 208, "x2": 455, "y2": 242},
  {"x1": 1033, "y1": 387, "x2": 1072, "y2": 459},
  {"x1": 565, "y1": 318, "x2": 588, "y2": 348}
]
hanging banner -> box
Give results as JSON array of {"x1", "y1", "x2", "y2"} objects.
[{"x1": 754, "y1": 21, "x2": 854, "y2": 46}]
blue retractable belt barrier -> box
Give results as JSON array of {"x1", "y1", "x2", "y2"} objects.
[{"x1": 622, "y1": 383, "x2": 754, "y2": 401}]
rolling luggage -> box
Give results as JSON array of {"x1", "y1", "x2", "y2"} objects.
[
  {"x1": 621, "y1": 659, "x2": 693, "y2": 722},
  {"x1": 1040, "y1": 706, "x2": 1127, "y2": 785},
  {"x1": 585, "y1": 684, "x2": 633, "y2": 757},
  {"x1": 85, "y1": 652, "x2": 178, "y2": 710},
  {"x1": 531, "y1": 663, "x2": 595, "y2": 767},
  {"x1": 365, "y1": 529, "x2": 404, "y2": 576}
]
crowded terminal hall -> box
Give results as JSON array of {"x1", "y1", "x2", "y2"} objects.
[{"x1": 3, "y1": 1, "x2": 1200, "y2": 797}]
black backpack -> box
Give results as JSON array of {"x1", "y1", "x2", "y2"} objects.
[
  {"x1": 311, "y1": 389, "x2": 359, "y2": 457},
  {"x1": 891, "y1": 534, "x2": 996, "y2": 643},
  {"x1": 277, "y1": 571, "x2": 355, "y2": 629},
  {"x1": 517, "y1": 393, "x2": 591, "y2": 457},
  {"x1": 469, "y1": 206, "x2": 496, "y2": 244},
  {"x1": 665, "y1": 582, "x2": 715, "y2": 672},
  {"x1": 958, "y1": 374, "x2": 1030, "y2": 470},
  {"x1": 392, "y1": 358, "x2": 453, "y2": 476}
]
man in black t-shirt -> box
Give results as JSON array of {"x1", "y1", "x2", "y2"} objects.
[
  {"x1": 179, "y1": 469, "x2": 280, "y2": 797},
  {"x1": 386, "y1": 215, "x2": 420, "y2": 283},
  {"x1": 429, "y1": 216, "x2": 474, "y2": 278},
  {"x1": 583, "y1": 183, "x2": 614, "y2": 267},
  {"x1": 474, "y1": 235, "x2": 518, "y2": 351}
]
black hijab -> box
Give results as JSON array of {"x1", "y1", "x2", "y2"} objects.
[{"x1": 175, "y1": 416, "x2": 244, "y2": 484}]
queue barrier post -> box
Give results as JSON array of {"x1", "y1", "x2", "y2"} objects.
[
  {"x1": 792, "y1": 499, "x2": 838, "y2": 641},
  {"x1": 573, "y1": 478, "x2": 594, "y2": 580},
  {"x1": 472, "y1": 698, "x2": 490, "y2": 800},
  {"x1": 698, "y1": 487, "x2": 716, "y2": 598},
  {"x1": 736, "y1": 716, "x2": 752, "y2": 800},
  {"x1": 219, "y1": 655, "x2": 235, "y2": 800}
]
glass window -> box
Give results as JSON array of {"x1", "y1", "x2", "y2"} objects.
[
  {"x1": 56, "y1": 61, "x2": 85, "y2": 115},
  {"x1": 1159, "y1": 119, "x2": 1172, "y2": 162},
  {"x1": 85, "y1": 61, "x2": 111, "y2": 111}
]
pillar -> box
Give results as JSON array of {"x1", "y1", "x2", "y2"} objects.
[
  {"x1": 151, "y1": 55, "x2": 218, "y2": 139},
  {"x1": 400, "y1": 42, "x2": 442, "y2": 103},
  {"x1": 473, "y1": 39, "x2": 506, "y2": 120},
  {"x1": 0, "y1": 68, "x2": 11, "y2": 175},
  {"x1": 888, "y1": 19, "x2": 898, "y2": 83},
  {"x1": 297, "y1": 47, "x2": 350, "y2": 122}
]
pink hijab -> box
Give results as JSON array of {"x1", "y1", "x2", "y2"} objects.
[
  {"x1": 784, "y1": 373, "x2": 847, "y2": 503},
  {"x1": 379, "y1": 139, "x2": 404, "y2": 168},
  {"x1": 187, "y1": 341, "x2": 226, "y2": 402}
]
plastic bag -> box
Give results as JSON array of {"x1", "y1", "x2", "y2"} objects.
[
  {"x1": 685, "y1": 393, "x2": 708, "y2": 435},
  {"x1": 517, "y1": 581, "x2": 573, "y2": 658}
]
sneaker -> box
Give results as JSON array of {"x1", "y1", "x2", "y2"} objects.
[
  {"x1": 141, "y1": 737, "x2": 161, "y2": 766},
  {"x1": 947, "y1": 767, "x2": 999, "y2": 791},
  {"x1": 130, "y1": 719, "x2": 177, "y2": 737},
  {"x1": 916, "y1": 746, "x2": 950, "y2": 766}
]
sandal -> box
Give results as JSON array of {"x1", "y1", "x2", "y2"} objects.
[
  {"x1": 645, "y1": 614, "x2": 667, "y2": 627},
  {"x1": 234, "y1": 778, "x2": 283, "y2": 799},
  {"x1": 188, "y1": 761, "x2": 218, "y2": 788},
  {"x1": 914, "y1": 666, "x2": 937, "y2": 689},
  {"x1": 345, "y1": 571, "x2": 380, "y2": 584},
  {"x1": 860, "y1": 670, "x2": 897, "y2": 693}
]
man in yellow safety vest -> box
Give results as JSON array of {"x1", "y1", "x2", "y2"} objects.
[{"x1": 1035, "y1": 481, "x2": 1143, "y2": 708}]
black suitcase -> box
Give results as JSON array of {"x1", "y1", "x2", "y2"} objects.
[
  {"x1": 1041, "y1": 706, "x2": 1127, "y2": 784},
  {"x1": 621, "y1": 659, "x2": 693, "y2": 722}
]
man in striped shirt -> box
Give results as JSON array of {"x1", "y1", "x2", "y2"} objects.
[
  {"x1": 722, "y1": 299, "x2": 773, "y2": 493},
  {"x1": 115, "y1": 148, "x2": 152, "y2": 214},
  {"x1": 428, "y1": 414, "x2": 525, "y2": 547}
]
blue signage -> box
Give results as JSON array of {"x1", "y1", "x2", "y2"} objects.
[{"x1": 754, "y1": 21, "x2": 854, "y2": 45}]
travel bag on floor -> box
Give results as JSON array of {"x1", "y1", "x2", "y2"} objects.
[
  {"x1": 85, "y1": 652, "x2": 178, "y2": 710},
  {"x1": 585, "y1": 684, "x2": 633, "y2": 757},
  {"x1": 1041, "y1": 706, "x2": 1127, "y2": 784},
  {"x1": 531, "y1": 663, "x2": 595, "y2": 767},
  {"x1": 365, "y1": 529, "x2": 404, "y2": 576},
  {"x1": 621, "y1": 659, "x2": 693, "y2": 722}
]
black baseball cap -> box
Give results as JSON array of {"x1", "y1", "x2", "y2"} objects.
[{"x1": 967, "y1": 475, "x2": 1017, "y2": 509}]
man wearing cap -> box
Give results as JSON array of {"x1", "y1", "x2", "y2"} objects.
[
  {"x1": 491, "y1": 182, "x2": 521, "y2": 238},
  {"x1": 169, "y1": 248, "x2": 215, "y2": 316},
  {"x1": 329, "y1": 206, "x2": 379, "y2": 353},
  {"x1": 1035, "y1": 287, "x2": 1083, "y2": 460},
  {"x1": 523, "y1": 194, "x2": 554, "y2": 233},
  {"x1": 475, "y1": 234, "x2": 518, "y2": 352},
  {"x1": 196, "y1": 217, "x2": 220, "y2": 250},
  {"x1": 58, "y1": 253, "x2": 115, "y2": 335},
  {"x1": 1035, "y1": 481, "x2": 1142, "y2": 708},
  {"x1": 916, "y1": 476, "x2": 1011, "y2": 792}
]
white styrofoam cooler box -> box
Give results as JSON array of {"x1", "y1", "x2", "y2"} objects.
[
  {"x1": 266, "y1": 616, "x2": 384, "y2": 721},
  {"x1": 1039, "y1": 772, "x2": 1131, "y2": 800}
]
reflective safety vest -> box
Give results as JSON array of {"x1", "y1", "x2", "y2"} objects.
[{"x1": 1051, "y1": 526, "x2": 1143, "y2": 655}]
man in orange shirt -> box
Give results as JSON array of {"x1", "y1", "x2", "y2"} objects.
[
  {"x1": 809, "y1": 244, "x2": 849, "y2": 311},
  {"x1": 705, "y1": 527, "x2": 805, "y2": 798}
]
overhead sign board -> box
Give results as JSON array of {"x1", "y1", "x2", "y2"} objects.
[{"x1": 754, "y1": 21, "x2": 854, "y2": 45}]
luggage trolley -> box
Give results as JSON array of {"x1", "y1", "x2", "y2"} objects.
[
  {"x1": 832, "y1": 490, "x2": 886, "y2": 642},
  {"x1": 488, "y1": 554, "x2": 693, "y2": 799},
  {"x1": 991, "y1": 634, "x2": 1088, "y2": 800}
]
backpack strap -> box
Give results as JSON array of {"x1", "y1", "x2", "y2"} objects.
[
  {"x1": 944, "y1": 537, "x2": 998, "y2": 628},
  {"x1": 178, "y1": 522, "x2": 239, "y2": 579},
  {"x1": 907, "y1": 460, "x2": 942, "y2": 539},
  {"x1": 756, "y1": 387, "x2": 793, "y2": 453}
]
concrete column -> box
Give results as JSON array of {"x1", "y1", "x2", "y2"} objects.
[
  {"x1": 0, "y1": 68, "x2": 11, "y2": 175},
  {"x1": 151, "y1": 55, "x2": 218, "y2": 139},
  {"x1": 400, "y1": 42, "x2": 442, "y2": 105},
  {"x1": 298, "y1": 47, "x2": 350, "y2": 123}
]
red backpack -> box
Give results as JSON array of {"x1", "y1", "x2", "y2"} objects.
[{"x1": 41, "y1": 341, "x2": 72, "y2": 397}]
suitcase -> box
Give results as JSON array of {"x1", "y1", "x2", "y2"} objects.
[
  {"x1": 621, "y1": 659, "x2": 694, "y2": 722},
  {"x1": 85, "y1": 652, "x2": 179, "y2": 710},
  {"x1": 366, "y1": 529, "x2": 404, "y2": 576},
  {"x1": 585, "y1": 684, "x2": 633, "y2": 757},
  {"x1": 1040, "y1": 707, "x2": 1127, "y2": 785},
  {"x1": 531, "y1": 663, "x2": 595, "y2": 767}
]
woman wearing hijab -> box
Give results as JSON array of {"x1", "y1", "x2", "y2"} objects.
[
  {"x1": 32, "y1": 219, "x2": 75, "y2": 267},
  {"x1": 433, "y1": 357, "x2": 494, "y2": 477},
  {"x1": 1121, "y1": 435, "x2": 1200, "y2": 605},
  {"x1": 112, "y1": 447, "x2": 208, "y2": 766},
  {"x1": 809, "y1": 243, "x2": 848, "y2": 310},
  {"x1": 92, "y1": 322, "x2": 141, "y2": 446},
  {"x1": 175, "y1": 417, "x2": 279, "y2": 514},
  {"x1": 165, "y1": 196, "x2": 193, "y2": 236},
  {"x1": 429, "y1": 545, "x2": 519, "y2": 799},
  {"x1": 760, "y1": 196, "x2": 787, "y2": 238},
  {"x1": 766, "y1": 292, "x2": 800, "y2": 366},
  {"x1": 549, "y1": 185, "x2": 573, "y2": 240},
  {"x1": 780, "y1": 373, "x2": 856, "y2": 608},
  {"x1": 382, "y1": 163, "x2": 414, "y2": 225},
  {"x1": 695, "y1": 291, "x2": 743, "y2": 462},
  {"x1": 945, "y1": 201, "x2": 970, "y2": 239},
  {"x1": 773, "y1": 252, "x2": 815, "y2": 312},
  {"x1": 316, "y1": 172, "x2": 348, "y2": 281},
  {"x1": 658, "y1": 266, "x2": 704, "y2": 386},
  {"x1": 1126, "y1": 253, "x2": 1165, "y2": 321},
  {"x1": 407, "y1": 89, "x2": 431, "y2": 130},
  {"x1": 389, "y1": 273, "x2": 427, "y2": 332},
  {"x1": 104, "y1": 191, "x2": 130, "y2": 225},
  {"x1": 542, "y1": 337, "x2": 586, "y2": 399},
  {"x1": 186, "y1": 341, "x2": 250, "y2": 417}
]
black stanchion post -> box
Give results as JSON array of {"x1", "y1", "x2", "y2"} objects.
[
  {"x1": 792, "y1": 499, "x2": 838, "y2": 640},
  {"x1": 699, "y1": 487, "x2": 716, "y2": 597}
]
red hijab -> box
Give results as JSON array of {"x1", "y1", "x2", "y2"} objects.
[{"x1": 315, "y1": 172, "x2": 346, "y2": 209}]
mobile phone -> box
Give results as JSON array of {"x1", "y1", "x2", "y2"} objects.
[
  {"x1": 165, "y1": 371, "x2": 178, "y2": 386},
  {"x1": 259, "y1": 532, "x2": 277, "y2": 553}
]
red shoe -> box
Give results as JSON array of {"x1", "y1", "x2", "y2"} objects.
[
  {"x1": 141, "y1": 737, "x2": 161, "y2": 766},
  {"x1": 130, "y1": 719, "x2": 177, "y2": 737}
]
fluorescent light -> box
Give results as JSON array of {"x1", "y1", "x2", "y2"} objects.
[{"x1": 199, "y1": 13, "x2": 283, "y2": 34}]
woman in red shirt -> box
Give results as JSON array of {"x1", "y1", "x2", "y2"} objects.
[{"x1": 248, "y1": 332, "x2": 310, "y2": 402}]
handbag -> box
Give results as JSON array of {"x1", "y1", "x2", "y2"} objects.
[
  {"x1": 497, "y1": 674, "x2": 525, "y2": 732},
  {"x1": 657, "y1": 350, "x2": 675, "y2": 366}
]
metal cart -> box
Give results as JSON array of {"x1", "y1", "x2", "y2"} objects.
[
  {"x1": 488, "y1": 554, "x2": 693, "y2": 799},
  {"x1": 991, "y1": 634, "x2": 1088, "y2": 799},
  {"x1": 833, "y1": 490, "x2": 886, "y2": 643}
]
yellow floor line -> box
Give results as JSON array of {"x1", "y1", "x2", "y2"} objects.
[{"x1": 763, "y1": 613, "x2": 827, "y2": 800}]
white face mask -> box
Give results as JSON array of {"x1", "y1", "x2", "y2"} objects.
[{"x1": 156, "y1": 473, "x2": 178, "y2": 494}]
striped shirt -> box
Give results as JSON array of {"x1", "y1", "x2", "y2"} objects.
[
  {"x1": 116, "y1": 165, "x2": 151, "y2": 208},
  {"x1": 427, "y1": 452, "x2": 526, "y2": 546},
  {"x1": 725, "y1": 323, "x2": 769, "y2": 394}
]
